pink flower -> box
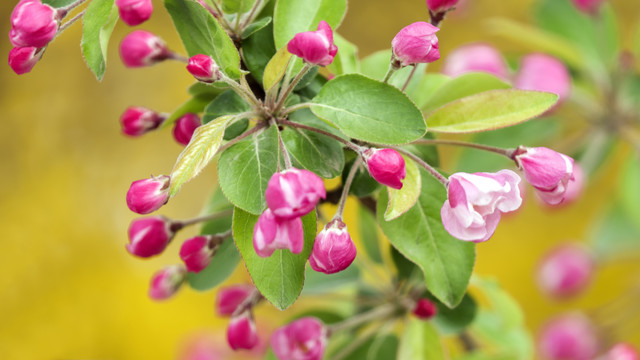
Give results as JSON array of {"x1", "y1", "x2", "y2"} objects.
[
  {"x1": 216, "y1": 285, "x2": 254, "y2": 316},
  {"x1": 253, "y1": 209, "x2": 304, "y2": 258},
  {"x1": 179, "y1": 235, "x2": 215, "y2": 273},
  {"x1": 119, "y1": 30, "x2": 171, "y2": 67},
  {"x1": 8, "y1": 46, "x2": 43, "y2": 75},
  {"x1": 287, "y1": 20, "x2": 338, "y2": 66},
  {"x1": 605, "y1": 343, "x2": 639, "y2": 360},
  {"x1": 441, "y1": 170, "x2": 522, "y2": 242},
  {"x1": 442, "y1": 43, "x2": 509, "y2": 79},
  {"x1": 309, "y1": 219, "x2": 356, "y2": 274},
  {"x1": 413, "y1": 298, "x2": 438, "y2": 319},
  {"x1": 538, "y1": 313, "x2": 600, "y2": 360},
  {"x1": 126, "y1": 175, "x2": 170, "y2": 214},
  {"x1": 563, "y1": 163, "x2": 585, "y2": 205},
  {"x1": 148, "y1": 264, "x2": 186, "y2": 300},
  {"x1": 426, "y1": 0, "x2": 460, "y2": 13},
  {"x1": 271, "y1": 317, "x2": 327, "y2": 360},
  {"x1": 126, "y1": 216, "x2": 176, "y2": 258},
  {"x1": 514, "y1": 147, "x2": 574, "y2": 206},
  {"x1": 391, "y1": 22, "x2": 440, "y2": 67},
  {"x1": 265, "y1": 168, "x2": 326, "y2": 220},
  {"x1": 515, "y1": 54, "x2": 571, "y2": 105},
  {"x1": 116, "y1": 0, "x2": 153, "y2": 26},
  {"x1": 227, "y1": 311, "x2": 259, "y2": 350},
  {"x1": 572, "y1": 0, "x2": 605, "y2": 14},
  {"x1": 186, "y1": 54, "x2": 222, "y2": 83},
  {"x1": 173, "y1": 113, "x2": 201, "y2": 146},
  {"x1": 537, "y1": 244, "x2": 594, "y2": 298},
  {"x1": 120, "y1": 106, "x2": 166, "y2": 136},
  {"x1": 9, "y1": 0, "x2": 59, "y2": 48},
  {"x1": 363, "y1": 148, "x2": 406, "y2": 190}
]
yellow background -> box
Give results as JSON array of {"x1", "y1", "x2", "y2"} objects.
[{"x1": 1, "y1": 0, "x2": 639, "y2": 359}]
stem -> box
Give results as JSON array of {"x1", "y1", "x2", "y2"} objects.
[
  {"x1": 393, "y1": 147, "x2": 449, "y2": 186},
  {"x1": 231, "y1": 287, "x2": 263, "y2": 317},
  {"x1": 400, "y1": 65, "x2": 417, "y2": 92},
  {"x1": 168, "y1": 52, "x2": 189, "y2": 63},
  {"x1": 458, "y1": 332, "x2": 478, "y2": 352},
  {"x1": 175, "y1": 209, "x2": 234, "y2": 228},
  {"x1": 209, "y1": 0, "x2": 234, "y2": 31},
  {"x1": 273, "y1": 64, "x2": 313, "y2": 114},
  {"x1": 280, "y1": 102, "x2": 312, "y2": 116},
  {"x1": 240, "y1": 0, "x2": 263, "y2": 29},
  {"x1": 56, "y1": 9, "x2": 86, "y2": 35},
  {"x1": 335, "y1": 157, "x2": 362, "y2": 218},
  {"x1": 221, "y1": 75, "x2": 263, "y2": 111},
  {"x1": 279, "y1": 119, "x2": 364, "y2": 153},
  {"x1": 332, "y1": 321, "x2": 391, "y2": 360},
  {"x1": 382, "y1": 65, "x2": 396, "y2": 84},
  {"x1": 328, "y1": 303, "x2": 398, "y2": 334},
  {"x1": 272, "y1": 118, "x2": 292, "y2": 169},
  {"x1": 217, "y1": 121, "x2": 265, "y2": 154},
  {"x1": 412, "y1": 139, "x2": 516, "y2": 158}
]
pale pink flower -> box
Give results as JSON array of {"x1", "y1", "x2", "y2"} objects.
[
  {"x1": 604, "y1": 343, "x2": 639, "y2": 360},
  {"x1": 515, "y1": 54, "x2": 571, "y2": 105},
  {"x1": 515, "y1": 147, "x2": 574, "y2": 206},
  {"x1": 265, "y1": 168, "x2": 326, "y2": 220},
  {"x1": 253, "y1": 209, "x2": 304, "y2": 257},
  {"x1": 391, "y1": 22, "x2": 440, "y2": 67},
  {"x1": 442, "y1": 43, "x2": 509, "y2": 79},
  {"x1": 538, "y1": 313, "x2": 600, "y2": 360},
  {"x1": 271, "y1": 317, "x2": 327, "y2": 360}
]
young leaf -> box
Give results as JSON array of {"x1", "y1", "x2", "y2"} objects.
[
  {"x1": 302, "y1": 263, "x2": 359, "y2": 294},
  {"x1": 164, "y1": 0, "x2": 242, "y2": 79},
  {"x1": 385, "y1": 156, "x2": 421, "y2": 221},
  {"x1": 232, "y1": 208, "x2": 316, "y2": 310},
  {"x1": 218, "y1": 125, "x2": 279, "y2": 214},
  {"x1": 203, "y1": 90, "x2": 251, "y2": 122},
  {"x1": 311, "y1": 74, "x2": 426, "y2": 144},
  {"x1": 398, "y1": 319, "x2": 445, "y2": 360},
  {"x1": 242, "y1": 16, "x2": 273, "y2": 39},
  {"x1": 377, "y1": 168, "x2": 476, "y2": 308},
  {"x1": 273, "y1": 0, "x2": 347, "y2": 49},
  {"x1": 263, "y1": 46, "x2": 293, "y2": 91},
  {"x1": 426, "y1": 90, "x2": 558, "y2": 133},
  {"x1": 80, "y1": 0, "x2": 119, "y2": 81},
  {"x1": 42, "y1": 0, "x2": 76, "y2": 7},
  {"x1": 243, "y1": 22, "x2": 277, "y2": 84},
  {"x1": 169, "y1": 115, "x2": 232, "y2": 196}
]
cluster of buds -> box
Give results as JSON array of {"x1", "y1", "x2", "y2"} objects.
[{"x1": 216, "y1": 285, "x2": 261, "y2": 351}]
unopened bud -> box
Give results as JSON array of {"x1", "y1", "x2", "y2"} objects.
[
  {"x1": 116, "y1": 0, "x2": 153, "y2": 26},
  {"x1": 537, "y1": 244, "x2": 594, "y2": 298},
  {"x1": 227, "y1": 311, "x2": 259, "y2": 350},
  {"x1": 413, "y1": 298, "x2": 438, "y2": 319},
  {"x1": 127, "y1": 216, "x2": 177, "y2": 258},
  {"x1": 309, "y1": 219, "x2": 356, "y2": 274},
  {"x1": 8, "y1": 46, "x2": 43, "y2": 75},
  {"x1": 363, "y1": 148, "x2": 406, "y2": 190},
  {"x1": 119, "y1": 30, "x2": 171, "y2": 68},
  {"x1": 186, "y1": 54, "x2": 222, "y2": 83},
  {"x1": 9, "y1": 0, "x2": 60, "y2": 48},
  {"x1": 426, "y1": 0, "x2": 460, "y2": 14},
  {"x1": 391, "y1": 22, "x2": 440, "y2": 68},
  {"x1": 216, "y1": 285, "x2": 254, "y2": 316},
  {"x1": 148, "y1": 264, "x2": 185, "y2": 300},
  {"x1": 179, "y1": 235, "x2": 217, "y2": 273},
  {"x1": 126, "y1": 175, "x2": 170, "y2": 214},
  {"x1": 120, "y1": 106, "x2": 165, "y2": 137},
  {"x1": 173, "y1": 113, "x2": 201, "y2": 146}
]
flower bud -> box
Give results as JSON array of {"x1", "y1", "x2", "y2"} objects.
[
  {"x1": 538, "y1": 313, "x2": 599, "y2": 360},
  {"x1": 441, "y1": 170, "x2": 522, "y2": 242},
  {"x1": 572, "y1": 0, "x2": 605, "y2": 14},
  {"x1": 8, "y1": 46, "x2": 43, "y2": 75},
  {"x1": 127, "y1": 216, "x2": 176, "y2": 258},
  {"x1": 265, "y1": 168, "x2": 326, "y2": 220},
  {"x1": 271, "y1": 317, "x2": 327, "y2": 360},
  {"x1": 126, "y1": 175, "x2": 170, "y2": 214},
  {"x1": 413, "y1": 298, "x2": 438, "y2": 319},
  {"x1": 253, "y1": 209, "x2": 304, "y2": 258},
  {"x1": 179, "y1": 235, "x2": 216, "y2": 273},
  {"x1": 309, "y1": 219, "x2": 356, "y2": 274},
  {"x1": 605, "y1": 343, "x2": 639, "y2": 360},
  {"x1": 116, "y1": 0, "x2": 153, "y2": 26},
  {"x1": 442, "y1": 43, "x2": 509, "y2": 79},
  {"x1": 515, "y1": 54, "x2": 571, "y2": 105},
  {"x1": 391, "y1": 22, "x2": 440, "y2": 67},
  {"x1": 216, "y1": 285, "x2": 254, "y2": 316},
  {"x1": 119, "y1": 30, "x2": 171, "y2": 68},
  {"x1": 227, "y1": 311, "x2": 259, "y2": 350},
  {"x1": 287, "y1": 20, "x2": 338, "y2": 67},
  {"x1": 563, "y1": 163, "x2": 584, "y2": 205},
  {"x1": 363, "y1": 148, "x2": 406, "y2": 190},
  {"x1": 537, "y1": 244, "x2": 594, "y2": 298},
  {"x1": 148, "y1": 264, "x2": 186, "y2": 300},
  {"x1": 186, "y1": 54, "x2": 223, "y2": 83},
  {"x1": 9, "y1": 0, "x2": 60, "y2": 48},
  {"x1": 514, "y1": 146, "x2": 574, "y2": 206},
  {"x1": 173, "y1": 113, "x2": 201, "y2": 146},
  {"x1": 120, "y1": 106, "x2": 165, "y2": 136},
  {"x1": 426, "y1": 0, "x2": 460, "y2": 14}
]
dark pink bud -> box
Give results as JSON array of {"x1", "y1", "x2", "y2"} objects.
[
  {"x1": 413, "y1": 298, "x2": 438, "y2": 319},
  {"x1": 8, "y1": 46, "x2": 43, "y2": 75},
  {"x1": 442, "y1": 43, "x2": 509, "y2": 79},
  {"x1": 538, "y1": 313, "x2": 599, "y2": 360},
  {"x1": 116, "y1": 0, "x2": 153, "y2": 26},
  {"x1": 148, "y1": 264, "x2": 185, "y2": 300},
  {"x1": 9, "y1": 0, "x2": 59, "y2": 48},
  {"x1": 253, "y1": 209, "x2": 304, "y2": 258},
  {"x1": 426, "y1": 0, "x2": 460, "y2": 13},
  {"x1": 186, "y1": 54, "x2": 222, "y2": 83},
  {"x1": 309, "y1": 219, "x2": 356, "y2": 274},
  {"x1": 179, "y1": 235, "x2": 215, "y2": 273},
  {"x1": 515, "y1": 54, "x2": 571, "y2": 105},
  {"x1": 287, "y1": 20, "x2": 338, "y2": 66},
  {"x1": 173, "y1": 113, "x2": 201, "y2": 146},
  {"x1": 271, "y1": 317, "x2": 327, "y2": 360},
  {"x1": 119, "y1": 30, "x2": 171, "y2": 68},
  {"x1": 572, "y1": 0, "x2": 606, "y2": 14},
  {"x1": 120, "y1": 106, "x2": 165, "y2": 136},
  {"x1": 126, "y1": 175, "x2": 170, "y2": 214},
  {"x1": 605, "y1": 343, "x2": 639, "y2": 360},
  {"x1": 216, "y1": 285, "x2": 254, "y2": 316},
  {"x1": 363, "y1": 148, "x2": 406, "y2": 190},
  {"x1": 514, "y1": 147, "x2": 575, "y2": 206},
  {"x1": 265, "y1": 168, "x2": 326, "y2": 220},
  {"x1": 126, "y1": 216, "x2": 175, "y2": 258},
  {"x1": 227, "y1": 311, "x2": 259, "y2": 350},
  {"x1": 391, "y1": 22, "x2": 440, "y2": 67},
  {"x1": 537, "y1": 244, "x2": 594, "y2": 298}
]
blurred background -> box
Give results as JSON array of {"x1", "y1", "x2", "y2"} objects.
[{"x1": 1, "y1": 0, "x2": 639, "y2": 358}]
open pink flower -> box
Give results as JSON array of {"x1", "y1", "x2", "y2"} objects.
[
  {"x1": 265, "y1": 168, "x2": 326, "y2": 220},
  {"x1": 253, "y1": 209, "x2": 304, "y2": 257},
  {"x1": 287, "y1": 20, "x2": 338, "y2": 66},
  {"x1": 515, "y1": 147, "x2": 574, "y2": 205},
  {"x1": 391, "y1": 22, "x2": 440, "y2": 67},
  {"x1": 271, "y1": 317, "x2": 327, "y2": 360},
  {"x1": 441, "y1": 170, "x2": 522, "y2": 242},
  {"x1": 309, "y1": 219, "x2": 356, "y2": 274},
  {"x1": 442, "y1": 43, "x2": 509, "y2": 79}
]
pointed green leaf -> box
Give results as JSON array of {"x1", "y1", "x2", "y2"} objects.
[
  {"x1": 243, "y1": 22, "x2": 277, "y2": 84},
  {"x1": 42, "y1": 0, "x2": 76, "y2": 7},
  {"x1": 273, "y1": 0, "x2": 347, "y2": 49},
  {"x1": 263, "y1": 46, "x2": 293, "y2": 91},
  {"x1": 80, "y1": 0, "x2": 119, "y2": 81},
  {"x1": 242, "y1": 16, "x2": 273, "y2": 39},
  {"x1": 385, "y1": 156, "x2": 421, "y2": 221},
  {"x1": 398, "y1": 319, "x2": 445, "y2": 360}
]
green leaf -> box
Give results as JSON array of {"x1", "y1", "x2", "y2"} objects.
[
  {"x1": 169, "y1": 115, "x2": 232, "y2": 196},
  {"x1": 590, "y1": 207, "x2": 640, "y2": 261},
  {"x1": 311, "y1": 74, "x2": 426, "y2": 144},
  {"x1": 432, "y1": 292, "x2": 478, "y2": 335},
  {"x1": 385, "y1": 156, "x2": 421, "y2": 221},
  {"x1": 359, "y1": 49, "x2": 427, "y2": 95},
  {"x1": 327, "y1": 34, "x2": 359, "y2": 75},
  {"x1": 164, "y1": 0, "x2": 242, "y2": 79},
  {"x1": 358, "y1": 205, "x2": 383, "y2": 264},
  {"x1": 343, "y1": 153, "x2": 380, "y2": 197},
  {"x1": 302, "y1": 262, "x2": 359, "y2": 294},
  {"x1": 222, "y1": 0, "x2": 256, "y2": 13},
  {"x1": 263, "y1": 46, "x2": 293, "y2": 91},
  {"x1": 377, "y1": 168, "x2": 476, "y2": 308},
  {"x1": 80, "y1": 0, "x2": 118, "y2": 81},
  {"x1": 203, "y1": 90, "x2": 251, "y2": 122},
  {"x1": 426, "y1": 90, "x2": 558, "y2": 133},
  {"x1": 338, "y1": 335, "x2": 399, "y2": 360},
  {"x1": 420, "y1": 73, "x2": 511, "y2": 114},
  {"x1": 412, "y1": 73, "x2": 451, "y2": 109},
  {"x1": 218, "y1": 125, "x2": 279, "y2": 214},
  {"x1": 391, "y1": 246, "x2": 418, "y2": 281},
  {"x1": 42, "y1": 0, "x2": 76, "y2": 7},
  {"x1": 243, "y1": 22, "x2": 277, "y2": 84},
  {"x1": 273, "y1": 0, "x2": 347, "y2": 49},
  {"x1": 398, "y1": 319, "x2": 445, "y2": 360},
  {"x1": 242, "y1": 16, "x2": 273, "y2": 39},
  {"x1": 618, "y1": 155, "x2": 640, "y2": 227},
  {"x1": 233, "y1": 208, "x2": 316, "y2": 310}
]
